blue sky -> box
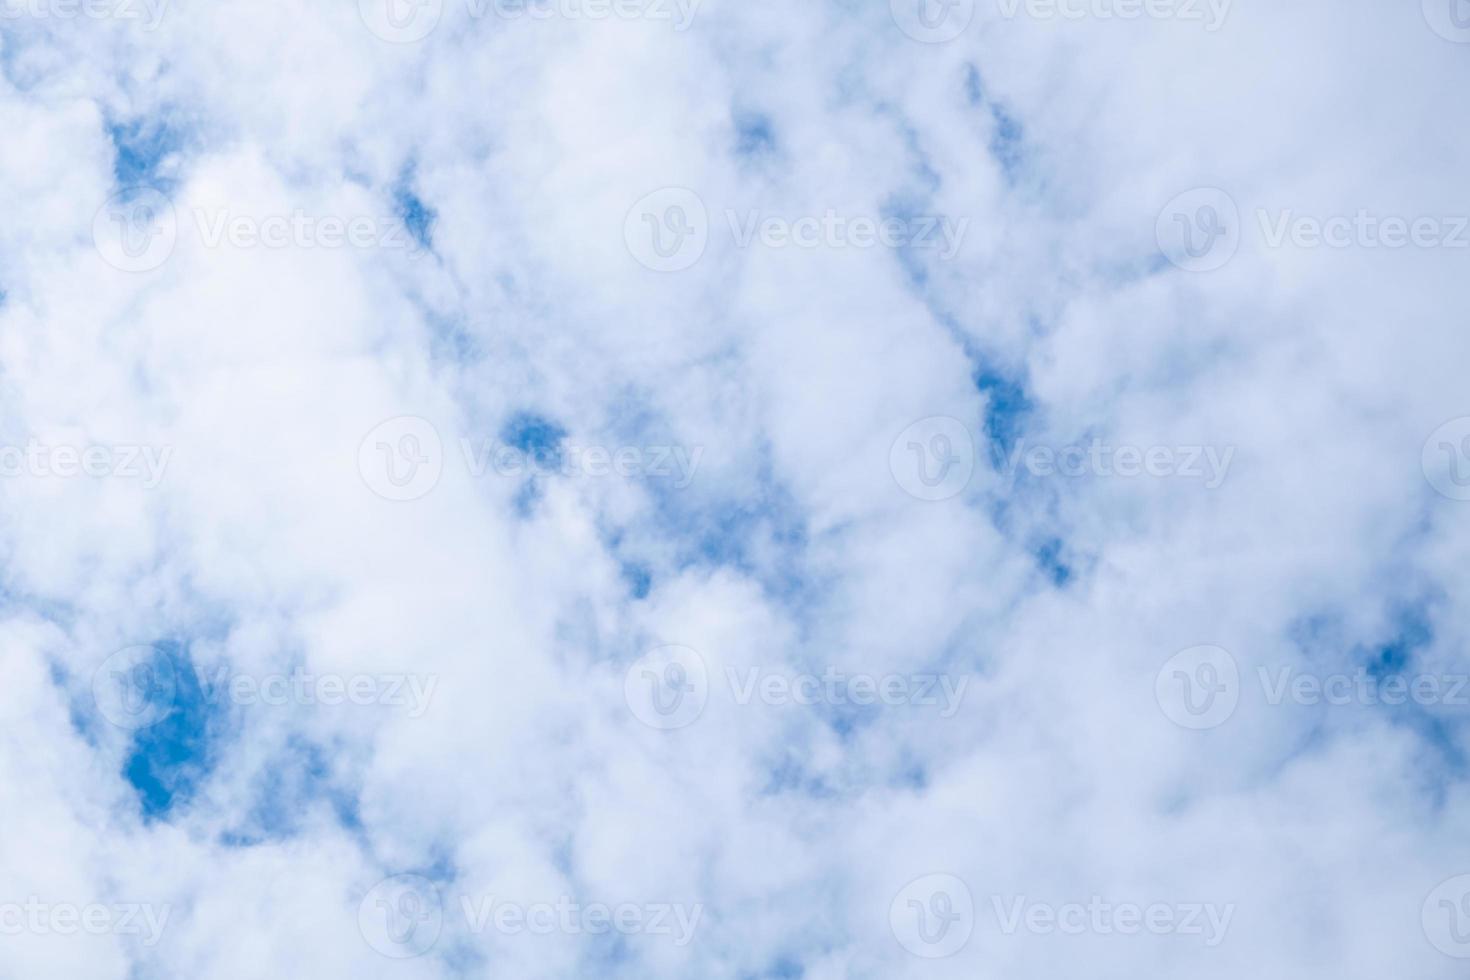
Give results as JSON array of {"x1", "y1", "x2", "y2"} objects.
[{"x1": 0, "y1": 0, "x2": 1469, "y2": 977}]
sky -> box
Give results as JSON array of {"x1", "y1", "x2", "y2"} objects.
[{"x1": 1, "y1": 0, "x2": 1469, "y2": 977}]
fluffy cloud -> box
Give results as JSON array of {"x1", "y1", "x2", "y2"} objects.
[{"x1": 0, "y1": 0, "x2": 1466, "y2": 976}]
